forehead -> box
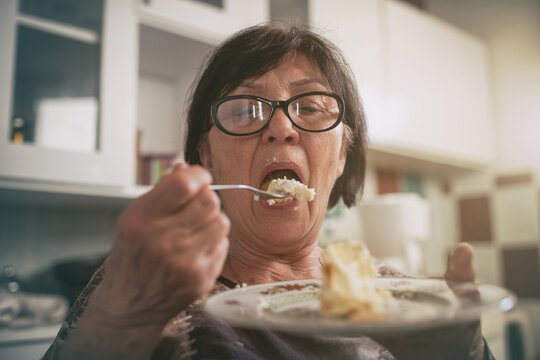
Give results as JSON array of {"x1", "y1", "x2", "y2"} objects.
[{"x1": 231, "y1": 54, "x2": 330, "y2": 94}]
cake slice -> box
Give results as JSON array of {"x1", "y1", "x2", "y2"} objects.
[{"x1": 320, "y1": 241, "x2": 390, "y2": 321}]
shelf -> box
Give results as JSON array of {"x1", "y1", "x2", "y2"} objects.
[
  {"x1": 16, "y1": 14, "x2": 99, "y2": 44},
  {"x1": 0, "y1": 141, "x2": 492, "y2": 207},
  {"x1": 367, "y1": 143, "x2": 491, "y2": 179},
  {"x1": 0, "y1": 179, "x2": 151, "y2": 207}
]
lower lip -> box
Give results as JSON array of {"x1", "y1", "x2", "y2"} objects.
[{"x1": 259, "y1": 197, "x2": 299, "y2": 209}]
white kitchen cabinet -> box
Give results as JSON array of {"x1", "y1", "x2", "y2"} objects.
[
  {"x1": 310, "y1": 0, "x2": 494, "y2": 172},
  {"x1": 375, "y1": 0, "x2": 494, "y2": 166},
  {"x1": 136, "y1": 24, "x2": 214, "y2": 186},
  {"x1": 0, "y1": 0, "x2": 268, "y2": 196},
  {"x1": 136, "y1": 0, "x2": 269, "y2": 44},
  {"x1": 309, "y1": 0, "x2": 385, "y2": 135},
  {"x1": 0, "y1": 0, "x2": 138, "y2": 188},
  {"x1": 134, "y1": 0, "x2": 268, "y2": 186}
]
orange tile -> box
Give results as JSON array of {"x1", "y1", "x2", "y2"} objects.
[
  {"x1": 458, "y1": 195, "x2": 493, "y2": 243},
  {"x1": 376, "y1": 169, "x2": 399, "y2": 195},
  {"x1": 502, "y1": 246, "x2": 540, "y2": 298}
]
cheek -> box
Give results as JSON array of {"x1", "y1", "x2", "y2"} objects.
[
  {"x1": 312, "y1": 132, "x2": 344, "y2": 172},
  {"x1": 210, "y1": 145, "x2": 237, "y2": 181},
  {"x1": 208, "y1": 132, "x2": 252, "y2": 182}
]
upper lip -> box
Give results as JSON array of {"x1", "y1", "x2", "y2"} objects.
[{"x1": 257, "y1": 161, "x2": 305, "y2": 188}]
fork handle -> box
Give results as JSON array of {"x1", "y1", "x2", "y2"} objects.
[{"x1": 208, "y1": 185, "x2": 249, "y2": 191}]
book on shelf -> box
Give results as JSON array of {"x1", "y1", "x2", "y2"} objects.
[{"x1": 137, "y1": 153, "x2": 179, "y2": 186}]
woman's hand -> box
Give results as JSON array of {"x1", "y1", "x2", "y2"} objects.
[
  {"x1": 61, "y1": 163, "x2": 230, "y2": 359},
  {"x1": 94, "y1": 162, "x2": 230, "y2": 323},
  {"x1": 97, "y1": 162, "x2": 230, "y2": 321},
  {"x1": 374, "y1": 243, "x2": 486, "y2": 360}
]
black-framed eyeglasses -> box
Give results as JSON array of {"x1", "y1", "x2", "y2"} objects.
[{"x1": 211, "y1": 91, "x2": 345, "y2": 136}]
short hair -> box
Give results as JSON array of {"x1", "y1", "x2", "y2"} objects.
[{"x1": 184, "y1": 23, "x2": 367, "y2": 208}]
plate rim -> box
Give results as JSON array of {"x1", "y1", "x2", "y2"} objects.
[{"x1": 203, "y1": 277, "x2": 517, "y2": 336}]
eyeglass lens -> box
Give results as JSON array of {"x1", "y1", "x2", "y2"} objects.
[{"x1": 216, "y1": 94, "x2": 341, "y2": 135}]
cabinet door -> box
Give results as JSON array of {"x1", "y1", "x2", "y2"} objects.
[
  {"x1": 0, "y1": 0, "x2": 138, "y2": 187},
  {"x1": 309, "y1": 0, "x2": 384, "y2": 128},
  {"x1": 137, "y1": 0, "x2": 269, "y2": 44},
  {"x1": 377, "y1": 0, "x2": 494, "y2": 165}
]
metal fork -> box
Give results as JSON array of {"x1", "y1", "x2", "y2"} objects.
[{"x1": 209, "y1": 184, "x2": 286, "y2": 200}]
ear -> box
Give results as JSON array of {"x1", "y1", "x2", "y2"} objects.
[
  {"x1": 336, "y1": 125, "x2": 348, "y2": 178},
  {"x1": 198, "y1": 138, "x2": 212, "y2": 169},
  {"x1": 336, "y1": 144, "x2": 347, "y2": 178}
]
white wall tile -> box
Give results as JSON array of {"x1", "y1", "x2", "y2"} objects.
[
  {"x1": 451, "y1": 171, "x2": 494, "y2": 196},
  {"x1": 493, "y1": 186, "x2": 539, "y2": 245},
  {"x1": 473, "y1": 244, "x2": 502, "y2": 285},
  {"x1": 423, "y1": 177, "x2": 456, "y2": 276}
]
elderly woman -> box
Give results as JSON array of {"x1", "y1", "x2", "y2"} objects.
[{"x1": 44, "y1": 24, "x2": 492, "y2": 360}]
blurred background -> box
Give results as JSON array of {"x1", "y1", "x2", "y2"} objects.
[{"x1": 0, "y1": 0, "x2": 539, "y2": 359}]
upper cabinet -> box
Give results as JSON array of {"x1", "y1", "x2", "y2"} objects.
[
  {"x1": 0, "y1": 0, "x2": 492, "y2": 199},
  {"x1": 309, "y1": 0, "x2": 384, "y2": 133},
  {"x1": 0, "y1": 0, "x2": 268, "y2": 195},
  {"x1": 376, "y1": 0, "x2": 494, "y2": 166},
  {"x1": 310, "y1": 0, "x2": 495, "y2": 171},
  {"x1": 0, "y1": 0, "x2": 138, "y2": 187},
  {"x1": 137, "y1": 0, "x2": 269, "y2": 44},
  {"x1": 136, "y1": 25, "x2": 214, "y2": 186},
  {"x1": 134, "y1": 0, "x2": 269, "y2": 186}
]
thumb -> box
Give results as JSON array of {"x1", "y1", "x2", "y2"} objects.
[{"x1": 445, "y1": 243, "x2": 476, "y2": 282}]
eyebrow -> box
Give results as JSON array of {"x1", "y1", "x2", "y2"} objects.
[
  {"x1": 237, "y1": 77, "x2": 327, "y2": 90},
  {"x1": 290, "y1": 78, "x2": 327, "y2": 88},
  {"x1": 237, "y1": 81, "x2": 260, "y2": 89}
]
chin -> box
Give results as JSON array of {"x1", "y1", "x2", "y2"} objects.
[{"x1": 255, "y1": 222, "x2": 314, "y2": 249}]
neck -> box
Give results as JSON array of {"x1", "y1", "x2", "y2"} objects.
[{"x1": 221, "y1": 240, "x2": 322, "y2": 285}]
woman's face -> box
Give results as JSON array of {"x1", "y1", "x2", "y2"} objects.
[{"x1": 199, "y1": 54, "x2": 347, "y2": 255}]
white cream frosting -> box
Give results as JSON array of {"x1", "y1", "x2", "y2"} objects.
[
  {"x1": 320, "y1": 241, "x2": 390, "y2": 321},
  {"x1": 266, "y1": 177, "x2": 315, "y2": 205}
]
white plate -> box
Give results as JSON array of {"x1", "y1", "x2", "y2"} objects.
[{"x1": 204, "y1": 277, "x2": 516, "y2": 336}]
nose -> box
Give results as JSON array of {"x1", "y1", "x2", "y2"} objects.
[{"x1": 262, "y1": 108, "x2": 300, "y2": 144}]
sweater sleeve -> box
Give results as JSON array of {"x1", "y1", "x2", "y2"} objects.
[{"x1": 41, "y1": 261, "x2": 106, "y2": 360}]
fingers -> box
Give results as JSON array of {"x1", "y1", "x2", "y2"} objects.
[
  {"x1": 143, "y1": 163, "x2": 213, "y2": 215},
  {"x1": 170, "y1": 207, "x2": 231, "y2": 254},
  {"x1": 166, "y1": 187, "x2": 223, "y2": 232},
  {"x1": 445, "y1": 243, "x2": 476, "y2": 282},
  {"x1": 194, "y1": 236, "x2": 230, "y2": 293}
]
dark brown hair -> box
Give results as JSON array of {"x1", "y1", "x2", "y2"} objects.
[{"x1": 184, "y1": 23, "x2": 367, "y2": 208}]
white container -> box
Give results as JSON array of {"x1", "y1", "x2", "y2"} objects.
[{"x1": 359, "y1": 193, "x2": 430, "y2": 274}]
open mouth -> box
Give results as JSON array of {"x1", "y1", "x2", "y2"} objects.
[
  {"x1": 259, "y1": 169, "x2": 299, "y2": 205},
  {"x1": 259, "y1": 169, "x2": 300, "y2": 192},
  {"x1": 258, "y1": 168, "x2": 315, "y2": 205}
]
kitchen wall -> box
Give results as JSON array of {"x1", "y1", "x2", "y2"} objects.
[
  {"x1": 322, "y1": 0, "x2": 540, "y2": 296},
  {"x1": 425, "y1": 3, "x2": 540, "y2": 355},
  {"x1": 321, "y1": 3, "x2": 540, "y2": 357}
]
